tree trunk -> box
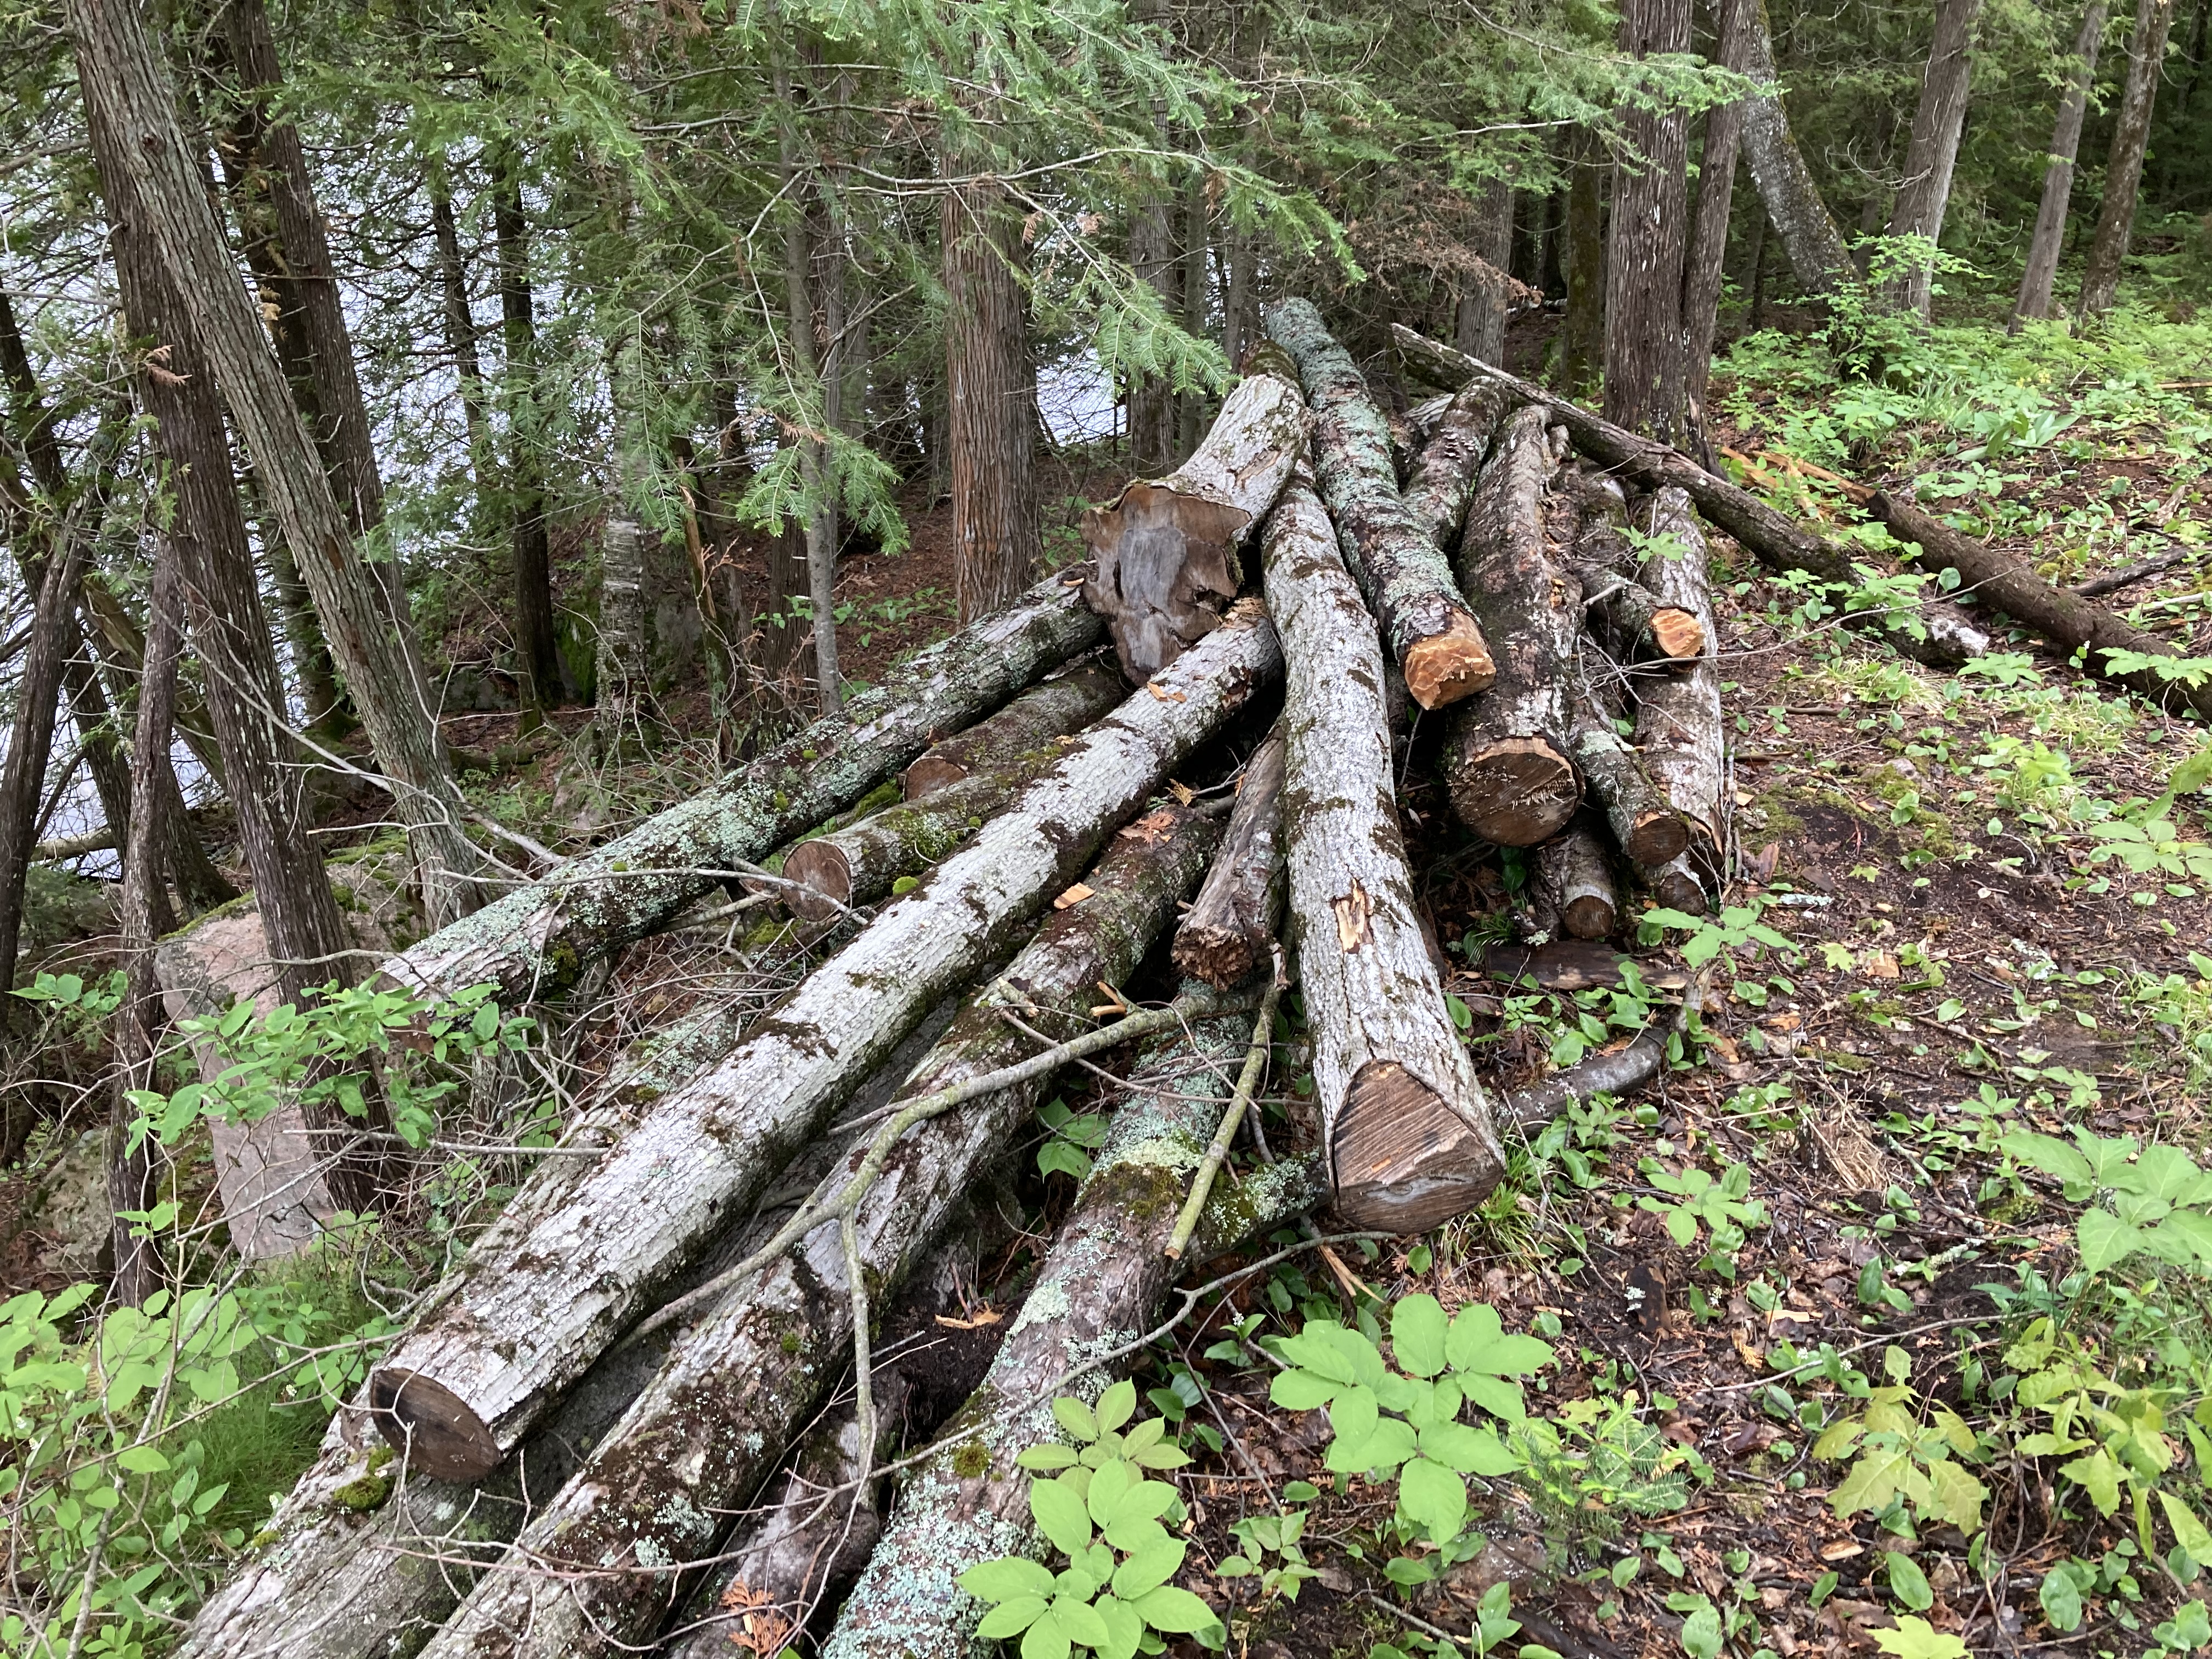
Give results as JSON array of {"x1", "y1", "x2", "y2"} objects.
[
  {"x1": 368, "y1": 613, "x2": 1280, "y2": 1481},
  {"x1": 79, "y1": 567, "x2": 225, "y2": 786},
  {"x1": 1444, "y1": 407, "x2": 1584, "y2": 846},
  {"x1": 493, "y1": 166, "x2": 562, "y2": 713},
  {"x1": 2013, "y1": 2, "x2": 2107, "y2": 328},
  {"x1": 1266, "y1": 298, "x2": 1496, "y2": 709},
  {"x1": 1179, "y1": 178, "x2": 1210, "y2": 461},
  {"x1": 428, "y1": 167, "x2": 490, "y2": 470},
  {"x1": 1883, "y1": 0, "x2": 1983, "y2": 318},
  {"x1": 1561, "y1": 132, "x2": 1606, "y2": 392},
  {"x1": 1173, "y1": 725, "x2": 1285, "y2": 988},
  {"x1": 903, "y1": 656, "x2": 1122, "y2": 799},
  {"x1": 594, "y1": 510, "x2": 649, "y2": 752},
  {"x1": 1079, "y1": 342, "x2": 1310, "y2": 679},
  {"x1": 784, "y1": 162, "x2": 843, "y2": 712},
  {"x1": 1391, "y1": 325, "x2": 1994, "y2": 665},
  {"x1": 0, "y1": 532, "x2": 82, "y2": 1001},
  {"x1": 1456, "y1": 177, "x2": 1515, "y2": 367},
  {"x1": 1536, "y1": 811, "x2": 1620, "y2": 940},
  {"x1": 68, "y1": 0, "x2": 490, "y2": 924},
  {"x1": 782, "y1": 661, "x2": 1126, "y2": 919},
  {"x1": 1739, "y1": 0, "x2": 1855, "y2": 292},
  {"x1": 1605, "y1": 0, "x2": 1692, "y2": 441},
  {"x1": 1629, "y1": 487, "x2": 1727, "y2": 877},
  {"x1": 382, "y1": 575, "x2": 1105, "y2": 1004},
  {"x1": 1683, "y1": 0, "x2": 1752, "y2": 431},
  {"x1": 1401, "y1": 381, "x2": 1513, "y2": 555},
  {"x1": 2079, "y1": 0, "x2": 2177, "y2": 314},
  {"x1": 1127, "y1": 198, "x2": 1180, "y2": 475},
  {"x1": 1261, "y1": 473, "x2": 1506, "y2": 1232},
  {"x1": 1223, "y1": 223, "x2": 1257, "y2": 368},
  {"x1": 411, "y1": 808, "x2": 1227, "y2": 1659},
  {"x1": 1572, "y1": 679, "x2": 1692, "y2": 867},
  {"x1": 944, "y1": 171, "x2": 1040, "y2": 622}
]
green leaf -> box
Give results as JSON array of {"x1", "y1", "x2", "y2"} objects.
[
  {"x1": 1417, "y1": 1421, "x2": 1521, "y2": 1476},
  {"x1": 1325, "y1": 1415, "x2": 1417, "y2": 1475},
  {"x1": 962, "y1": 1558, "x2": 1057, "y2": 1604},
  {"x1": 977, "y1": 1594, "x2": 1051, "y2": 1638},
  {"x1": 1018, "y1": 1445, "x2": 1081, "y2": 1471},
  {"x1": 115, "y1": 1446, "x2": 170, "y2": 1474},
  {"x1": 1055, "y1": 1594, "x2": 1111, "y2": 1646},
  {"x1": 1390, "y1": 1294, "x2": 1448, "y2": 1378},
  {"x1": 1872, "y1": 1616, "x2": 1969, "y2": 1658},
  {"x1": 1113, "y1": 1535, "x2": 1188, "y2": 1600},
  {"x1": 1096, "y1": 1379, "x2": 1137, "y2": 1435},
  {"x1": 1927, "y1": 1460, "x2": 1988, "y2": 1534},
  {"x1": 1832, "y1": 1448, "x2": 1914, "y2": 1517},
  {"x1": 2061, "y1": 1447, "x2": 2123, "y2": 1516},
  {"x1": 2163, "y1": 1492, "x2": 2212, "y2": 1563},
  {"x1": 1680, "y1": 1601, "x2": 1723, "y2": 1658},
  {"x1": 1444, "y1": 1304, "x2": 1553, "y2": 1375},
  {"x1": 1397, "y1": 1454, "x2": 1468, "y2": 1543},
  {"x1": 1457, "y1": 1372, "x2": 1528, "y2": 1423},
  {"x1": 2039, "y1": 1568, "x2": 2084, "y2": 1633},
  {"x1": 1093, "y1": 1592, "x2": 1145, "y2": 1659},
  {"x1": 1020, "y1": 1607, "x2": 1074, "y2": 1659},
  {"x1": 1130, "y1": 1583, "x2": 1219, "y2": 1634},
  {"x1": 1268, "y1": 1368, "x2": 1340, "y2": 1411},
  {"x1": 2000, "y1": 1130, "x2": 2094, "y2": 1186},
  {"x1": 1086, "y1": 1459, "x2": 1135, "y2": 1526},
  {"x1": 1030, "y1": 1477, "x2": 1094, "y2": 1557},
  {"x1": 1885, "y1": 1551, "x2": 1934, "y2": 1612},
  {"x1": 2077, "y1": 1209, "x2": 2146, "y2": 1274},
  {"x1": 1329, "y1": 1384, "x2": 1379, "y2": 1448},
  {"x1": 1665, "y1": 1206, "x2": 1700, "y2": 1249},
  {"x1": 1053, "y1": 1396, "x2": 1101, "y2": 1443}
]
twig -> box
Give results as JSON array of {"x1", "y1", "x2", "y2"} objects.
[
  {"x1": 1164, "y1": 981, "x2": 1282, "y2": 1260},
  {"x1": 2072, "y1": 545, "x2": 2195, "y2": 598},
  {"x1": 840, "y1": 1205, "x2": 875, "y2": 1512}
]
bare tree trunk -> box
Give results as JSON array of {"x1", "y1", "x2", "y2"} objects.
[
  {"x1": 1173, "y1": 724, "x2": 1285, "y2": 988},
  {"x1": 1179, "y1": 177, "x2": 1210, "y2": 460},
  {"x1": 493, "y1": 164, "x2": 562, "y2": 714},
  {"x1": 1605, "y1": 0, "x2": 1692, "y2": 441},
  {"x1": 1884, "y1": 0, "x2": 1983, "y2": 318},
  {"x1": 2013, "y1": 1, "x2": 2107, "y2": 327},
  {"x1": 2079, "y1": 0, "x2": 2178, "y2": 314},
  {"x1": 1127, "y1": 198, "x2": 1180, "y2": 473},
  {"x1": 1222, "y1": 223, "x2": 1257, "y2": 366},
  {"x1": 0, "y1": 531, "x2": 81, "y2": 1002},
  {"x1": 594, "y1": 511, "x2": 648, "y2": 753},
  {"x1": 944, "y1": 171, "x2": 1040, "y2": 622},
  {"x1": 1739, "y1": 0, "x2": 1855, "y2": 292},
  {"x1": 428, "y1": 166, "x2": 490, "y2": 470},
  {"x1": 1561, "y1": 131, "x2": 1606, "y2": 392},
  {"x1": 1458, "y1": 177, "x2": 1515, "y2": 367},
  {"x1": 809, "y1": 196, "x2": 845, "y2": 713},
  {"x1": 1682, "y1": 0, "x2": 1752, "y2": 436}
]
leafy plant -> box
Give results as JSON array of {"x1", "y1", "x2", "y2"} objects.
[
  {"x1": 1637, "y1": 1160, "x2": 1768, "y2": 1275},
  {"x1": 1639, "y1": 901, "x2": 1797, "y2": 971},
  {"x1": 1036, "y1": 1098, "x2": 1109, "y2": 1181},
  {"x1": 2001, "y1": 1128, "x2": 2212, "y2": 1276},
  {"x1": 1812, "y1": 1348, "x2": 1989, "y2": 1537},
  {"x1": 1215, "y1": 1505, "x2": 1317, "y2": 1603}
]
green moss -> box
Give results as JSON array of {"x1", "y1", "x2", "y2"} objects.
[
  {"x1": 331, "y1": 1474, "x2": 391, "y2": 1513},
  {"x1": 780, "y1": 1331, "x2": 802, "y2": 1355},
  {"x1": 950, "y1": 1441, "x2": 991, "y2": 1480},
  {"x1": 364, "y1": 1444, "x2": 394, "y2": 1475},
  {"x1": 544, "y1": 939, "x2": 583, "y2": 989},
  {"x1": 249, "y1": 1527, "x2": 280, "y2": 1550}
]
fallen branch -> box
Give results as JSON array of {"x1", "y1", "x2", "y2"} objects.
[
  {"x1": 1505, "y1": 973, "x2": 1709, "y2": 1130},
  {"x1": 1166, "y1": 975, "x2": 1284, "y2": 1259}
]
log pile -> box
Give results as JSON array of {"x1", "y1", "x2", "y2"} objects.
[{"x1": 187, "y1": 302, "x2": 1951, "y2": 1658}]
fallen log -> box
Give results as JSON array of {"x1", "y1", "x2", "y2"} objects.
[
  {"x1": 822, "y1": 1008, "x2": 1327, "y2": 1659},
  {"x1": 1504, "y1": 973, "x2": 1706, "y2": 1130},
  {"x1": 1262, "y1": 471, "x2": 1508, "y2": 1232},
  {"x1": 1569, "y1": 473, "x2": 1706, "y2": 666},
  {"x1": 1171, "y1": 726, "x2": 1285, "y2": 990},
  {"x1": 1571, "y1": 703, "x2": 1691, "y2": 870},
  {"x1": 901, "y1": 656, "x2": 1124, "y2": 798},
  {"x1": 1637, "y1": 849, "x2": 1711, "y2": 915},
  {"x1": 1536, "y1": 812, "x2": 1620, "y2": 940},
  {"x1": 366, "y1": 612, "x2": 1279, "y2": 1486},
  {"x1": 380, "y1": 573, "x2": 1105, "y2": 1005},
  {"x1": 1389, "y1": 326, "x2": 1992, "y2": 667},
  {"x1": 1266, "y1": 298, "x2": 1497, "y2": 709},
  {"x1": 1401, "y1": 380, "x2": 1512, "y2": 554},
  {"x1": 1445, "y1": 404, "x2": 1584, "y2": 847},
  {"x1": 784, "y1": 665, "x2": 1125, "y2": 921},
  {"x1": 1080, "y1": 343, "x2": 1309, "y2": 680},
  {"x1": 1630, "y1": 487, "x2": 1727, "y2": 878},
  {"x1": 1867, "y1": 490, "x2": 2212, "y2": 720},
  {"x1": 409, "y1": 808, "x2": 1225, "y2": 1658}
]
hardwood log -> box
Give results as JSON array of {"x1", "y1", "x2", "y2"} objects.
[
  {"x1": 822, "y1": 1009, "x2": 1327, "y2": 1659},
  {"x1": 1401, "y1": 381, "x2": 1512, "y2": 555},
  {"x1": 1171, "y1": 727, "x2": 1285, "y2": 990},
  {"x1": 1444, "y1": 405, "x2": 1583, "y2": 847},
  {"x1": 1080, "y1": 343, "x2": 1309, "y2": 679},
  {"x1": 785, "y1": 665, "x2": 1125, "y2": 919},
  {"x1": 1868, "y1": 490, "x2": 2212, "y2": 720},
  {"x1": 1389, "y1": 326, "x2": 1993, "y2": 667},
  {"x1": 1262, "y1": 472, "x2": 1507, "y2": 1232},
  {"x1": 380, "y1": 574, "x2": 1104, "y2": 1005},
  {"x1": 410, "y1": 808, "x2": 1225, "y2": 1658},
  {"x1": 901, "y1": 656, "x2": 1124, "y2": 798},
  {"x1": 1266, "y1": 299, "x2": 1496, "y2": 709},
  {"x1": 366, "y1": 613, "x2": 1279, "y2": 1486},
  {"x1": 1630, "y1": 488, "x2": 1726, "y2": 881},
  {"x1": 1637, "y1": 849, "x2": 1710, "y2": 914},
  {"x1": 1570, "y1": 676, "x2": 1691, "y2": 869},
  {"x1": 1536, "y1": 813, "x2": 1621, "y2": 940}
]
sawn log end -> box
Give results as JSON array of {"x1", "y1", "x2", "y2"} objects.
[
  {"x1": 1330, "y1": 1061, "x2": 1503, "y2": 1234},
  {"x1": 368, "y1": 1367, "x2": 502, "y2": 1483},
  {"x1": 1402, "y1": 612, "x2": 1497, "y2": 709}
]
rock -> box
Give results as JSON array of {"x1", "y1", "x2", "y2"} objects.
[{"x1": 28, "y1": 1128, "x2": 114, "y2": 1278}]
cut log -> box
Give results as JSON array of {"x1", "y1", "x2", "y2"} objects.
[
  {"x1": 1171, "y1": 727, "x2": 1285, "y2": 990},
  {"x1": 822, "y1": 1007, "x2": 1327, "y2": 1659},
  {"x1": 1444, "y1": 404, "x2": 1583, "y2": 847},
  {"x1": 1572, "y1": 474, "x2": 1707, "y2": 667},
  {"x1": 366, "y1": 612, "x2": 1279, "y2": 1487},
  {"x1": 1401, "y1": 380, "x2": 1512, "y2": 555},
  {"x1": 409, "y1": 808, "x2": 1224, "y2": 1658},
  {"x1": 1536, "y1": 813, "x2": 1620, "y2": 940},
  {"x1": 1080, "y1": 343, "x2": 1309, "y2": 679},
  {"x1": 1569, "y1": 674, "x2": 1692, "y2": 869},
  {"x1": 1868, "y1": 490, "x2": 2212, "y2": 720},
  {"x1": 785, "y1": 665, "x2": 1125, "y2": 920},
  {"x1": 1637, "y1": 849, "x2": 1710, "y2": 914},
  {"x1": 901, "y1": 656, "x2": 1124, "y2": 798},
  {"x1": 1265, "y1": 298, "x2": 1496, "y2": 709},
  {"x1": 1261, "y1": 471, "x2": 1507, "y2": 1232},
  {"x1": 1389, "y1": 326, "x2": 1993, "y2": 667},
  {"x1": 1630, "y1": 487, "x2": 1726, "y2": 878},
  {"x1": 380, "y1": 573, "x2": 1105, "y2": 1005}
]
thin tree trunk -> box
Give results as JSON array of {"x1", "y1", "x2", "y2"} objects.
[
  {"x1": 1457, "y1": 177, "x2": 1515, "y2": 368},
  {"x1": 1683, "y1": 0, "x2": 1752, "y2": 436},
  {"x1": 944, "y1": 170, "x2": 1040, "y2": 622},
  {"x1": 492, "y1": 165, "x2": 561, "y2": 714},
  {"x1": 1738, "y1": 0, "x2": 1855, "y2": 292},
  {"x1": 2013, "y1": 1, "x2": 2107, "y2": 327},
  {"x1": 1127, "y1": 198, "x2": 1179, "y2": 473},
  {"x1": 0, "y1": 532, "x2": 82, "y2": 1001},
  {"x1": 1605, "y1": 0, "x2": 1692, "y2": 441},
  {"x1": 810, "y1": 198, "x2": 845, "y2": 713},
  {"x1": 1561, "y1": 131, "x2": 1606, "y2": 391},
  {"x1": 1884, "y1": 0, "x2": 1983, "y2": 318},
  {"x1": 1178, "y1": 177, "x2": 1210, "y2": 460},
  {"x1": 903, "y1": 656, "x2": 1122, "y2": 797},
  {"x1": 2079, "y1": 0, "x2": 2177, "y2": 314},
  {"x1": 1223, "y1": 223, "x2": 1257, "y2": 366},
  {"x1": 428, "y1": 167, "x2": 491, "y2": 469}
]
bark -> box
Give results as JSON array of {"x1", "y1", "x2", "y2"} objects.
[
  {"x1": 69, "y1": 0, "x2": 489, "y2": 923},
  {"x1": 1869, "y1": 490, "x2": 2212, "y2": 718},
  {"x1": 811, "y1": 198, "x2": 844, "y2": 715},
  {"x1": 2079, "y1": 0, "x2": 2178, "y2": 315},
  {"x1": 783, "y1": 664, "x2": 1126, "y2": 920},
  {"x1": 79, "y1": 570, "x2": 224, "y2": 785},
  {"x1": 1127, "y1": 179, "x2": 1180, "y2": 476},
  {"x1": 368, "y1": 613, "x2": 1279, "y2": 1483},
  {"x1": 2013, "y1": 2, "x2": 2107, "y2": 328},
  {"x1": 0, "y1": 533, "x2": 82, "y2": 1000},
  {"x1": 1172, "y1": 725, "x2": 1285, "y2": 989},
  {"x1": 1536, "y1": 812, "x2": 1621, "y2": 940},
  {"x1": 1605, "y1": 0, "x2": 1692, "y2": 441},
  {"x1": 1080, "y1": 341, "x2": 1310, "y2": 679},
  {"x1": 1683, "y1": 0, "x2": 1753, "y2": 426},
  {"x1": 1262, "y1": 472, "x2": 1506, "y2": 1232},
  {"x1": 1444, "y1": 407, "x2": 1583, "y2": 847},
  {"x1": 823, "y1": 1013, "x2": 1325, "y2": 1659},
  {"x1": 1391, "y1": 325, "x2": 1994, "y2": 665},
  {"x1": 1503, "y1": 973, "x2": 1704, "y2": 1128},
  {"x1": 1265, "y1": 298, "x2": 1495, "y2": 710},
  {"x1": 1223, "y1": 225, "x2": 1257, "y2": 370},
  {"x1": 380, "y1": 575, "x2": 1105, "y2": 1005},
  {"x1": 1179, "y1": 179, "x2": 1210, "y2": 461},
  {"x1": 428, "y1": 170, "x2": 490, "y2": 466},
  {"x1": 1561, "y1": 131, "x2": 1606, "y2": 392},
  {"x1": 411, "y1": 808, "x2": 1225, "y2": 1657},
  {"x1": 1739, "y1": 0, "x2": 1855, "y2": 293},
  {"x1": 944, "y1": 169, "x2": 1040, "y2": 622},
  {"x1": 1638, "y1": 849, "x2": 1711, "y2": 912},
  {"x1": 1884, "y1": 0, "x2": 1983, "y2": 318},
  {"x1": 1571, "y1": 684, "x2": 1692, "y2": 868},
  {"x1": 1575, "y1": 473, "x2": 1706, "y2": 665},
  {"x1": 493, "y1": 166, "x2": 561, "y2": 712},
  {"x1": 904, "y1": 656, "x2": 1122, "y2": 799},
  {"x1": 1629, "y1": 488, "x2": 1727, "y2": 877},
  {"x1": 1401, "y1": 381, "x2": 1514, "y2": 556},
  {"x1": 595, "y1": 509, "x2": 650, "y2": 752},
  {"x1": 1455, "y1": 178, "x2": 1515, "y2": 368}
]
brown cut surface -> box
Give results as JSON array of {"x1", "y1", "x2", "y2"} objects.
[
  {"x1": 1650, "y1": 606, "x2": 1706, "y2": 659},
  {"x1": 779, "y1": 840, "x2": 855, "y2": 922},
  {"x1": 369, "y1": 1368, "x2": 501, "y2": 1482},
  {"x1": 1402, "y1": 612, "x2": 1496, "y2": 708},
  {"x1": 1447, "y1": 737, "x2": 1580, "y2": 847},
  {"x1": 1331, "y1": 1062, "x2": 1496, "y2": 1233}
]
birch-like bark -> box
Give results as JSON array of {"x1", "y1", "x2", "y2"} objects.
[
  {"x1": 903, "y1": 656, "x2": 1122, "y2": 798},
  {"x1": 1172, "y1": 725, "x2": 1285, "y2": 989},
  {"x1": 1739, "y1": 0, "x2": 1855, "y2": 292},
  {"x1": 1629, "y1": 488, "x2": 1726, "y2": 878},
  {"x1": 2013, "y1": 2, "x2": 2107, "y2": 327}
]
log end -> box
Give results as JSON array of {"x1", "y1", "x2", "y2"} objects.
[
  {"x1": 1639, "y1": 857, "x2": 1709, "y2": 915},
  {"x1": 780, "y1": 840, "x2": 855, "y2": 922},
  {"x1": 1081, "y1": 484, "x2": 1254, "y2": 681},
  {"x1": 1331, "y1": 1062, "x2": 1502, "y2": 1234},
  {"x1": 1559, "y1": 894, "x2": 1618, "y2": 940},
  {"x1": 1650, "y1": 608, "x2": 1706, "y2": 661},
  {"x1": 368, "y1": 1367, "x2": 502, "y2": 1482},
  {"x1": 1622, "y1": 810, "x2": 1691, "y2": 868},
  {"x1": 1447, "y1": 738, "x2": 1581, "y2": 847},
  {"x1": 901, "y1": 755, "x2": 969, "y2": 799},
  {"x1": 1171, "y1": 927, "x2": 1260, "y2": 992},
  {"x1": 1402, "y1": 613, "x2": 1496, "y2": 709}
]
